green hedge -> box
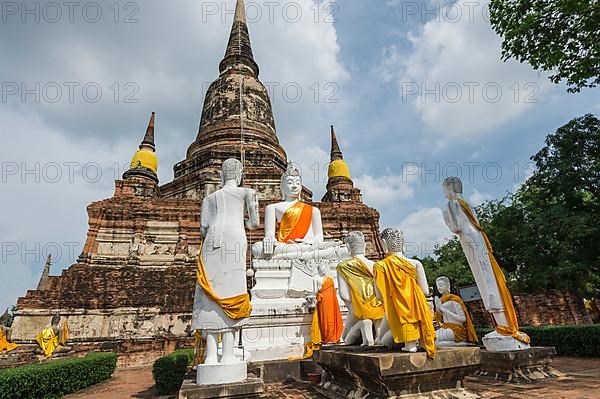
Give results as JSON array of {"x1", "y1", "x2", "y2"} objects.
[
  {"x1": 476, "y1": 324, "x2": 600, "y2": 357},
  {"x1": 0, "y1": 352, "x2": 117, "y2": 399},
  {"x1": 152, "y1": 349, "x2": 194, "y2": 395}
]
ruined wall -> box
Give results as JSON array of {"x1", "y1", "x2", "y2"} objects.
[{"x1": 466, "y1": 290, "x2": 592, "y2": 328}]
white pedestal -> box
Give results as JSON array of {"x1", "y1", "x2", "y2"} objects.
[
  {"x1": 482, "y1": 331, "x2": 531, "y2": 351},
  {"x1": 196, "y1": 361, "x2": 247, "y2": 385}
]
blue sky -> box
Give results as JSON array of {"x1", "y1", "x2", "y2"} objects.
[{"x1": 0, "y1": 0, "x2": 597, "y2": 312}]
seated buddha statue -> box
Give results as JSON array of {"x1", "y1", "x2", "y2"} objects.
[
  {"x1": 374, "y1": 228, "x2": 436, "y2": 358},
  {"x1": 337, "y1": 231, "x2": 384, "y2": 346},
  {"x1": 252, "y1": 162, "x2": 343, "y2": 261},
  {"x1": 0, "y1": 309, "x2": 18, "y2": 354},
  {"x1": 36, "y1": 314, "x2": 69, "y2": 358},
  {"x1": 434, "y1": 276, "x2": 478, "y2": 346}
]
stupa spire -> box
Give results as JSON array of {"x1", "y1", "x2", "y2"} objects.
[
  {"x1": 219, "y1": 0, "x2": 259, "y2": 76},
  {"x1": 140, "y1": 112, "x2": 155, "y2": 151},
  {"x1": 330, "y1": 125, "x2": 344, "y2": 161},
  {"x1": 37, "y1": 254, "x2": 52, "y2": 291}
]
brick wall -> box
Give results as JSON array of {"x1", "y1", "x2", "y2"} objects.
[{"x1": 465, "y1": 290, "x2": 592, "y2": 328}]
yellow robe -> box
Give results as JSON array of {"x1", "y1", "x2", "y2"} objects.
[
  {"x1": 374, "y1": 255, "x2": 436, "y2": 358},
  {"x1": 277, "y1": 201, "x2": 313, "y2": 243},
  {"x1": 435, "y1": 294, "x2": 478, "y2": 344},
  {"x1": 0, "y1": 329, "x2": 17, "y2": 353},
  {"x1": 36, "y1": 327, "x2": 60, "y2": 358},
  {"x1": 458, "y1": 199, "x2": 530, "y2": 344},
  {"x1": 196, "y1": 242, "x2": 252, "y2": 320},
  {"x1": 337, "y1": 258, "x2": 384, "y2": 320}
]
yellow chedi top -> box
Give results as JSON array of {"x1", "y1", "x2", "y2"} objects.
[
  {"x1": 130, "y1": 149, "x2": 158, "y2": 174},
  {"x1": 328, "y1": 159, "x2": 351, "y2": 179}
]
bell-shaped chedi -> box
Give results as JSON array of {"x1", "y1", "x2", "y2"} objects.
[
  {"x1": 123, "y1": 112, "x2": 159, "y2": 184},
  {"x1": 161, "y1": 0, "x2": 295, "y2": 200},
  {"x1": 321, "y1": 125, "x2": 363, "y2": 202}
]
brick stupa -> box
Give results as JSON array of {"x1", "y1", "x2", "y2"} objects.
[{"x1": 11, "y1": 0, "x2": 384, "y2": 366}]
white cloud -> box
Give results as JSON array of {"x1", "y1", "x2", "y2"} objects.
[
  {"x1": 379, "y1": 0, "x2": 552, "y2": 140},
  {"x1": 355, "y1": 167, "x2": 419, "y2": 210},
  {"x1": 399, "y1": 207, "x2": 452, "y2": 257},
  {"x1": 468, "y1": 188, "x2": 493, "y2": 205}
]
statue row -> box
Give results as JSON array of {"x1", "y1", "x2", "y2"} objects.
[{"x1": 191, "y1": 159, "x2": 531, "y2": 367}]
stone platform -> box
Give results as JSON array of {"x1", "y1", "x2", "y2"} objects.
[
  {"x1": 314, "y1": 346, "x2": 481, "y2": 398},
  {"x1": 475, "y1": 346, "x2": 563, "y2": 383},
  {"x1": 178, "y1": 377, "x2": 263, "y2": 399}
]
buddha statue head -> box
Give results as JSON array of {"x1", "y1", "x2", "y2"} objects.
[
  {"x1": 442, "y1": 176, "x2": 463, "y2": 201},
  {"x1": 51, "y1": 313, "x2": 60, "y2": 328},
  {"x1": 436, "y1": 276, "x2": 451, "y2": 295},
  {"x1": 344, "y1": 231, "x2": 366, "y2": 256},
  {"x1": 381, "y1": 228, "x2": 404, "y2": 255},
  {"x1": 280, "y1": 162, "x2": 302, "y2": 201},
  {"x1": 221, "y1": 158, "x2": 243, "y2": 186},
  {"x1": 0, "y1": 308, "x2": 10, "y2": 328}
]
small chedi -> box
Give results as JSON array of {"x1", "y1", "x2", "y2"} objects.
[
  {"x1": 434, "y1": 276, "x2": 478, "y2": 346},
  {"x1": 337, "y1": 231, "x2": 383, "y2": 346},
  {"x1": 442, "y1": 177, "x2": 530, "y2": 351},
  {"x1": 192, "y1": 159, "x2": 259, "y2": 385},
  {"x1": 0, "y1": 310, "x2": 17, "y2": 354},
  {"x1": 374, "y1": 228, "x2": 436, "y2": 358}
]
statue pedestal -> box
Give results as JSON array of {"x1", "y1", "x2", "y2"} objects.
[
  {"x1": 196, "y1": 361, "x2": 247, "y2": 385},
  {"x1": 179, "y1": 377, "x2": 263, "y2": 399},
  {"x1": 475, "y1": 347, "x2": 563, "y2": 383},
  {"x1": 314, "y1": 346, "x2": 481, "y2": 398},
  {"x1": 482, "y1": 331, "x2": 530, "y2": 351},
  {"x1": 246, "y1": 252, "x2": 347, "y2": 362}
]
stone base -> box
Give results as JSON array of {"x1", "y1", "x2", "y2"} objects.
[
  {"x1": 196, "y1": 361, "x2": 247, "y2": 385},
  {"x1": 179, "y1": 378, "x2": 263, "y2": 399},
  {"x1": 314, "y1": 346, "x2": 481, "y2": 398},
  {"x1": 249, "y1": 359, "x2": 319, "y2": 383},
  {"x1": 475, "y1": 346, "x2": 563, "y2": 383}
]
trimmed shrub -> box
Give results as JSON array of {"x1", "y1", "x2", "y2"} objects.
[
  {"x1": 152, "y1": 349, "x2": 194, "y2": 395},
  {"x1": 476, "y1": 324, "x2": 600, "y2": 357},
  {"x1": 0, "y1": 352, "x2": 117, "y2": 399}
]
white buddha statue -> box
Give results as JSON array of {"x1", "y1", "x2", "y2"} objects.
[
  {"x1": 337, "y1": 232, "x2": 383, "y2": 346},
  {"x1": 252, "y1": 162, "x2": 344, "y2": 261},
  {"x1": 192, "y1": 158, "x2": 260, "y2": 384},
  {"x1": 442, "y1": 177, "x2": 530, "y2": 351},
  {"x1": 374, "y1": 229, "x2": 436, "y2": 358},
  {"x1": 434, "y1": 276, "x2": 478, "y2": 346}
]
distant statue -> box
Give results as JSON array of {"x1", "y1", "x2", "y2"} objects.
[
  {"x1": 192, "y1": 159, "x2": 259, "y2": 374},
  {"x1": 252, "y1": 162, "x2": 344, "y2": 261},
  {"x1": 0, "y1": 309, "x2": 18, "y2": 354},
  {"x1": 36, "y1": 314, "x2": 69, "y2": 358},
  {"x1": 434, "y1": 276, "x2": 478, "y2": 346},
  {"x1": 442, "y1": 177, "x2": 530, "y2": 351},
  {"x1": 129, "y1": 232, "x2": 144, "y2": 259},
  {"x1": 337, "y1": 231, "x2": 384, "y2": 346},
  {"x1": 313, "y1": 263, "x2": 343, "y2": 344},
  {"x1": 374, "y1": 228, "x2": 436, "y2": 358}
]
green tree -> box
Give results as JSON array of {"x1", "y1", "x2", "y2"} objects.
[
  {"x1": 489, "y1": 0, "x2": 600, "y2": 92},
  {"x1": 482, "y1": 114, "x2": 600, "y2": 293}
]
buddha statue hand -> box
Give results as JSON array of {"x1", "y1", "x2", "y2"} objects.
[{"x1": 262, "y1": 235, "x2": 276, "y2": 256}]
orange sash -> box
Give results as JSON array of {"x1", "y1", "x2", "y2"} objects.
[
  {"x1": 458, "y1": 199, "x2": 530, "y2": 344},
  {"x1": 196, "y1": 242, "x2": 252, "y2": 320},
  {"x1": 435, "y1": 294, "x2": 478, "y2": 343},
  {"x1": 374, "y1": 255, "x2": 436, "y2": 358},
  {"x1": 317, "y1": 277, "x2": 343, "y2": 343},
  {"x1": 277, "y1": 201, "x2": 313, "y2": 243}
]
